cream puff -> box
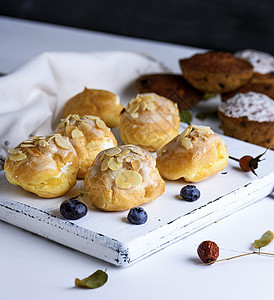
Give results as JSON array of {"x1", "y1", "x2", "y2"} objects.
[
  {"x1": 62, "y1": 88, "x2": 124, "y2": 128},
  {"x1": 119, "y1": 93, "x2": 180, "y2": 151},
  {"x1": 156, "y1": 125, "x2": 229, "y2": 182},
  {"x1": 55, "y1": 114, "x2": 117, "y2": 178},
  {"x1": 84, "y1": 145, "x2": 165, "y2": 211},
  {"x1": 4, "y1": 134, "x2": 79, "y2": 198}
]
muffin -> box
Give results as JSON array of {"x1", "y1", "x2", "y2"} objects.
[
  {"x1": 234, "y1": 49, "x2": 274, "y2": 74},
  {"x1": 179, "y1": 51, "x2": 253, "y2": 93},
  {"x1": 135, "y1": 73, "x2": 203, "y2": 109},
  {"x1": 218, "y1": 92, "x2": 274, "y2": 149}
]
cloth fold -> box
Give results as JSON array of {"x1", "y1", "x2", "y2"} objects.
[{"x1": 0, "y1": 51, "x2": 166, "y2": 169}]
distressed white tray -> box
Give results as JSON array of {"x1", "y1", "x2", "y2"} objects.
[{"x1": 0, "y1": 134, "x2": 273, "y2": 267}]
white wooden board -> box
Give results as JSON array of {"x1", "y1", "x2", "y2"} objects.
[
  {"x1": 0, "y1": 134, "x2": 273, "y2": 267},
  {"x1": 0, "y1": 51, "x2": 273, "y2": 267}
]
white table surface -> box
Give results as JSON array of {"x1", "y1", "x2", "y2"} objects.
[{"x1": 0, "y1": 16, "x2": 274, "y2": 300}]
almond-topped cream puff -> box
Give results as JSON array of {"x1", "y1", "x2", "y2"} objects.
[
  {"x1": 55, "y1": 114, "x2": 117, "y2": 178},
  {"x1": 62, "y1": 88, "x2": 124, "y2": 128},
  {"x1": 84, "y1": 145, "x2": 165, "y2": 211},
  {"x1": 4, "y1": 134, "x2": 79, "y2": 198},
  {"x1": 156, "y1": 125, "x2": 229, "y2": 182},
  {"x1": 119, "y1": 93, "x2": 180, "y2": 152}
]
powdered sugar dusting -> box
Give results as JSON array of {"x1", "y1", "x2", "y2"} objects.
[
  {"x1": 235, "y1": 49, "x2": 274, "y2": 74},
  {"x1": 219, "y1": 92, "x2": 274, "y2": 122}
]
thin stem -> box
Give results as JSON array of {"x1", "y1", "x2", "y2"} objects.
[
  {"x1": 197, "y1": 250, "x2": 274, "y2": 265},
  {"x1": 229, "y1": 156, "x2": 240, "y2": 162},
  {"x1": 258, "y1": 251, "x2": 274, "y2": 256}
]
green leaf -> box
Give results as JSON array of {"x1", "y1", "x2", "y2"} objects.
[
  {"x1": 202, "y1": 92, "x2": 218, "y2": 100},
  {"x1": 253, "y1": 230, "x2": 274, "y2": 249},
  {"x1": 75, "y1": 270, "x2": 108, "y2": 289},
  {"x1": 179, "y1": 109, "x2": 192, "y2": 125}
]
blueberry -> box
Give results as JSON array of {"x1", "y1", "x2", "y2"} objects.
[
  {"x1": 60, "y1": 199, "x2": 87, "y2": 220},
  {"x1": 127, "y1": 207, "x2": 148, "y2": 225},
  {"x1": 180, "y1": 185, "x2": 200, "y2": 202}
]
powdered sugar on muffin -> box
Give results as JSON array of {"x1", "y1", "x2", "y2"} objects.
[
  {"x1": 235, "y1": 49, "x2": 274, "y2": 74},
  {"x1": 219, "y1": 92, "x2": 274, "y2": 122}
]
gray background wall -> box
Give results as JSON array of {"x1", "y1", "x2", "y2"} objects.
[{"x1": 1, "y1": 0, "x2": 274, "y2": 55}]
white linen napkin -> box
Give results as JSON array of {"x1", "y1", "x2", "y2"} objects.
[{"x1": 0, "y1": 51, "x2": 167, "y2": 169}]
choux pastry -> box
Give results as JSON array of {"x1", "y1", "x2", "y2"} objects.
[
  {"x1": 84, "y1": 144, "x2": 165, "y2": 211},
  {"x1": 4, "y1": 134, "x2": 79, "y2": 198},
  {"x1": 119, "y1": 93, "x2": 180, "y2": 151},
  {"x1": 156, "y1": 125, "x2": 228, "y2": 182},
  {"x1": 55, "y1": 114, "x2": 117, "y2": 178},
  {"x1": 62, "y1": 88, "x2": 124, "y2": 128}
]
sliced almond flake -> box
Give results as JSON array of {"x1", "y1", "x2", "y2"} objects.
[
  {"x1": 65, "y1": 124, "x2": 71, "y2": 136},
  {"x1": 124, "y1": 154, "x2": 137, "y2": 163},
  {"x1": 117, "y1": 156, "x2": 124, "y2": 163},
  {"x1": 101, "y1": 158, "x2": 109, "y2": 171},
  {"x1": 72, "y1": 128, "x2": 84, "y2": 138},
  {"x1": 99, "y1": 152, "x2": 106, "y2": 162},
  {"x1": 21, "y1": 140, "x2": 34, "y2": 144},
  {"x1": 37, "y1": 140, "x2": 49, "y2": 147},
  {"x1": 55, "y1": 135, "x2": 71, "y2": 149},
  {"x1": 107, "y1": 157, "x2": 123, "y2": 171},
  {"x1": 80, "y1": 121, "x2": 93, "y2": 132},
  {"x1": 180, "y1": 125, "x2": 194, "y2": 138},
  {"x1": 181, "y1": 137, "x2": 193, "y2": 149},
  {"x1": 201, "y1": 133, "x2": 210, "y2": 141},
  {"x1": 141, "y1": 94, "x2": 154, "y2": 102},
  {"x1": 117, "y1": 149, "x2": 130, "y2": 157},
  {"x1": 193, "y1": 125, "x2": 212, "y2": 132},
  {"x1": 30, "y1": 136, "x2": 47, "y2": 140},
  {"x1": 115, "y1": 175, "x2": 131, "y2": 189},
  {"x1": 105, "y1": 147, "x2": 122, "y2": 157},
  {"x1": 9, "y1": 153, "x2": 27, "y2": 161},
  {"x1": 146, "y1": 102, "x2": 155, "y2": 111},
  {"x1": 134, "y1": 96, "x2": 142, "y2": 103},
  {"x1": 63, "y1": 115, "x2": 71, "y2": 124},
  {"x1": 140, "y1": 101, "x2": 147, "y2": 111},
  {"x1": 115, "y1": 170, "x2": 142, "y2": 189},
  {"x1": 85, "y1": 115, "x2": 99, "y2": 120},
  {"x1": 131, "y1": 160, "x2": 141, "y2": 172},
  {"x1": 129, "y1": 147, "x2": 143, "y2": 155},
  {"x1": 69, "y1": 118, "x2": 77, "y2": 126},
  {"x1": 28, "y1": 147, "x2": 42, "y2": 156},
  {"x1": 96, "y1": 118, "x2": 107, "y2": 130},
  {"x1": 127, "y1": 103, "x2": 140, "y2": 114},
  {"x1": 20, "y1": 143, "x2": 36, "y2": 148},
  {"x1": 8, "y1": 148, "x2": 22, "y2": 154},
  {"x1": 130, "y1": 112, "x2": 139, "y2": 119},
  {"x1": 47, "y1": 134, "x2": 57, "y2": 142}
]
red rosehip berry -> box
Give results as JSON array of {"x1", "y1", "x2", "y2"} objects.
[
  {"x1": 239, "y1": 155, "x2": 253, "y2": 172},
  {"x1": 229, "y1": 148, "x2": 268, "y2": 176},
  {"x1": 197, "y1": 240, "x2": 219, "y2": 264}
]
